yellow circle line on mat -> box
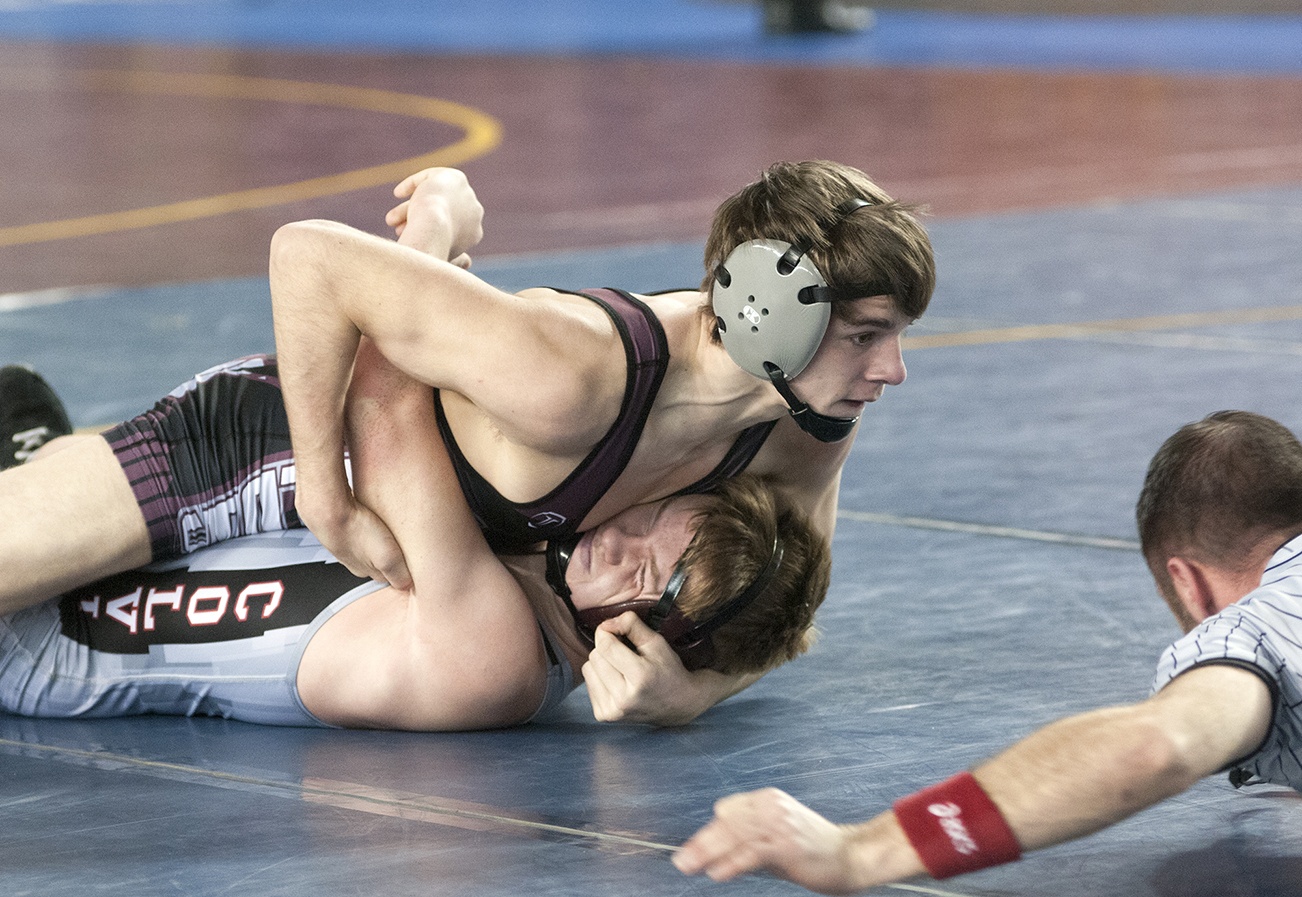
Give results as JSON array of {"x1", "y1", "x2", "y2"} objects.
[
  {"x1": 902, "y1": 304, "x2": 1302, "y2": 350},
  {"x1": 0, "y1": 69, "x2": 502, "y2": 247}
]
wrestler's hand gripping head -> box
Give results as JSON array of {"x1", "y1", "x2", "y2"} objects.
[
  {"x1": 712, "y1": 197, "x2": 875, "y2": 443},
  {"x1": 545, "y1": 533, "x2": 784, "y2": 672}
]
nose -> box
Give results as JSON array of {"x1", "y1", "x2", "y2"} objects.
[
  {"x1": 869, "y1": 333, "x2": 907, "y2": 386},
  {"x1": 594, "y1": 523, "x2": 645, "y2": 568}
]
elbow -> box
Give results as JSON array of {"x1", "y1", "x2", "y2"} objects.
[
  {"x1": 270, "y1": 221, "x2": 314, "y2": 290},
  {"x1": 270, "y1": 219, "x2": 337, "y2": 276},
  {"x1": 1114, "y1": 718, "x2": 1205, "y2": 807},
  {"x1": 269, "y1": 220, "x2": 360, "y2": 317}
]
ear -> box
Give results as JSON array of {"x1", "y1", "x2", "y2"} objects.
[{"x1": 1166, "y1": 556, "x2": 1220, "y2": 626}]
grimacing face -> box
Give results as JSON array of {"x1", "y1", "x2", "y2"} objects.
[{"x1": 562, "y1": 496, "x2": 709, "y2": 611}]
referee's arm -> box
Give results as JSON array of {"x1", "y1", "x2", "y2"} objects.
[
  {"x1": 973, "y1": 662, "x2": 1272, "y2": 853},
  {"x1": 675, "y1": 663, "x2": 1272, "y2": 893}
]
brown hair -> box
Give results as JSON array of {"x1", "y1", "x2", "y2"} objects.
[
  {"x1": 701, "y1": 160, "x2": 935, "y2": 323},
  {"x1": 1136, "y1": 410, "x2": 1302, "y2": 622},
  {"x1": 674, "y1": 474, "x2": 830, "y2": 674}
]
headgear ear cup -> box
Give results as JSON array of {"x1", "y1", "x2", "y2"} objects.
[
  {"x1": 711, "y1": 195, "x2": 877, "y2": 443},
  {"x1": 712, "y1": 239, "x2": 831, "y2": 380}
]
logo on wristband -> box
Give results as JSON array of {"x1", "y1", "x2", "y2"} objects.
[
  {"x1": 895, "y1": 773, "x2": 1021, "y2": 879},
  {"x1": 927, "y1": 801, "x2": 979, "y2": 855}
]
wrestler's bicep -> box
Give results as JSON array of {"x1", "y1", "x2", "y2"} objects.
[{"x1": 370, "y1": 279, "x2": 619, "y2": 438}]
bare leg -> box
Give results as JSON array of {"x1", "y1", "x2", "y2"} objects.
[{"x1": 0, "y1": 433, "x2": 151, "y2": 614}]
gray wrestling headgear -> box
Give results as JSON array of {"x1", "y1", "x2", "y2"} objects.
[{"x1": 712, "y1": 198, "x2": 878, "y2": 443}]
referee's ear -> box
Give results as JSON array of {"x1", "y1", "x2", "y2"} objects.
[{"x1": 1165, "y1": 556, "x2": 1223, "y2": 630}]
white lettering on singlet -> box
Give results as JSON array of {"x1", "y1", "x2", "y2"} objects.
[
  {"x1": 235, "y1": 582, "x2": 283, "y2": 622},
  {"x1": 83, "y1": 580, "x2": 286, "y2": 634},
  {"x1": 143, "y1": 585, "x2": 184, "y2": 631},
  {"x1": 186, "y1": 586, "x2": 230, "y2": 626},
  {"x1": 179, "y1": 459, "x2": 297, "y2": 553},
  {"x1": 105, "y1": 588, "x2": 142, "y2": 635}
]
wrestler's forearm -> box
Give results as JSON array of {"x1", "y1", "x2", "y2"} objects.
[
  {"x1": 269, "y1": 222, "x2": 362, "y2": 527},
  {"x1": 655, "y1": 669, "x2": 764, "y2": 727},
  {"x1": 759, "y1": 420, "x2": 852, "y2": 546}
]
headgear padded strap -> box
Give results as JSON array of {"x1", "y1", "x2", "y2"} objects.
[{"x1": 764, "y1": 363, "x2": 858, "y2": 443}]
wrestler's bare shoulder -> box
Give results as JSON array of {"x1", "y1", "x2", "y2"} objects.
[
  {"x1": 510, "y1": 287, "x2": 638, "y2": 346},
  {"x1": 515, "y1": 286, "x2": 702, "y2": 308}
]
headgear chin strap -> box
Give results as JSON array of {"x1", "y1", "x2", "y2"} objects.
[
  {"x1": 763, "y1": 363, "x2": 859, "y2": 443},
  {"x1": 545, "y1": 532, "x2": 785, "y2": 672},
  {"x1": 712, "y1": 197, "x2": 883, "y2": 444}
]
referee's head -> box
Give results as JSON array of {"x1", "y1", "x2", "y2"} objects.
[{"x1": 1137, "y1": 410, "x2": 1302, "y2": 630}]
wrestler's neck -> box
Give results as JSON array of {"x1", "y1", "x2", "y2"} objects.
[{"x1": 644, "y1": 291, "x2": 790, "y2": 426}]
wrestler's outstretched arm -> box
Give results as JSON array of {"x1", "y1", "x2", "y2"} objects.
[{"x1": 674, "y1": 664, "x2": 1272, "y2": 893}]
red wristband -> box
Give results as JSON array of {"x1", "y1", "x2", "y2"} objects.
[{"x1": 892, "y1": 772, "x2": 1021, "y2": 879}]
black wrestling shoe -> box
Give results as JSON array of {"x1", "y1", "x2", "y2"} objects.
[{"x1": 0, "y1": 365, "x2": 73, "y2": 470}]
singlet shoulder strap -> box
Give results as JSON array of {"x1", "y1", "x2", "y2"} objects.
[
  {"x1": 434, "y1": 287, "x2": 670, "y2": 550},
  {"x1": 673, "y1": 418, "x2": 778, "y2": 498},
  {"x1": 524, "y1": 287, "x2": 670, "y2": 527}
]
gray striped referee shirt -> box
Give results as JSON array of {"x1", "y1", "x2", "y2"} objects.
[{"x1": 1151, "y1": 535, "x2": 1302, "y2": 791}]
